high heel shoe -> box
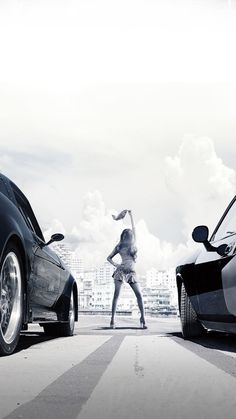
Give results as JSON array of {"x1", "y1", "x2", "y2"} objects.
[{"x1": 140, "y1": 319, "x2": 148, "y2": 329}]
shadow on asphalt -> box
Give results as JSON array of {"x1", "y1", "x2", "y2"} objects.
[
  {"x1": 15, "y1": 331, "x2": 58, "y2": 353},
  {"x1": 166, "y1": 331, "x2": 236, "y2": 378},
  {"x1": 17, "y1": 327, "x2": 236, "y2": 355},
  {"x1": 168, "y1": 331, "x2": 236, "y2": 353}
]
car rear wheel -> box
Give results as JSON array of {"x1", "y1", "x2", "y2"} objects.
[
  {"x1": 180, "y1": 282, "x2": 204, "y2": 338},
  {"x1": 43, "y1": 290, "x2": 75, "y2": 337},
  {"x1": 0, "y1": 244, "x2": 24, "y2": 355}
]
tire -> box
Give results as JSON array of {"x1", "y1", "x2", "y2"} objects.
[
  {"x1": 180, "y1": 282, "x2": 204, "y2": 338},
  {"x1": 43, "y1": 290, "x2": 75, "y2": 337},
  {"x1": 0, "y1": 243, "x2": 24, "y2": 355}
]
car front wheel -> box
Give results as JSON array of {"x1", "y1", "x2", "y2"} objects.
[
  {"x1": 0, "y1": 244, "x2": 24, "y2": 355},
  {"x1": 180, "y1": 282, "x2": 204, "y2": 338}
]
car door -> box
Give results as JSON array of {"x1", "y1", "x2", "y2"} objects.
[
  {"x1": 10, "y1": 182, "x2": 63, "y2": 308},
  {"x1": 31, "y1": 235, "x2": 63, "y2": 307},
  {"x1": 194, "y1": 197, "x2": 236, "y2": 321}
]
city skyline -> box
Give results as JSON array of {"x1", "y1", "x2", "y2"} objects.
[{"x1": 52, "y1": 241, "x2": 177, "y2": 313}]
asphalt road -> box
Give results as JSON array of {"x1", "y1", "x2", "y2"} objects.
[{"x1": 2, "y1": 316, "x2": 236, "y2": 419}]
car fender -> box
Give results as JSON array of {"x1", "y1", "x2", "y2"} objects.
[
  {"x1": 176, "y1": 249, "x2": 201, "y2": 313},
  {"x1": 54, "y1": 274, "x2": 78, "y2": 321},
  {"x1": 0, "y1": 193, "x2": 30, "y2": 265},
  {"x1": 0, "y1": 193, "x2": 32, "y2": 322}
]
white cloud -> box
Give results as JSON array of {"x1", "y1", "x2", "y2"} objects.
[
  {"x1": 44, "y1": 219, "x2": 66, "y2": 243},
  {"x1": 165, "y1": 136, "x2": 236, "y2": 239},
  {"x1": 44, "y1": 136, "x2": 236, "y2": 274},
  {"x1": 45, "y1": 190, "x2": 189, "y2": 273},
  {"x1": 2, "y1": 134, "x2": 235, "y2": 273}
]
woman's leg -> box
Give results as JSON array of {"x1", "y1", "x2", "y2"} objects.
[
  {"x1": 111, "y1": 280, "x2": 122, "y2": 324},
  {"x1": 129, "y1": 282, "x2": 146, "y2": 322}
]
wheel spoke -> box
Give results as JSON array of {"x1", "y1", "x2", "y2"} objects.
[
  {"x1": 69, "y1": 293, "x2": 75, "y2": 331},
  {"x1": 0, "y1": 252, "x2": 22, "y2": 344}
]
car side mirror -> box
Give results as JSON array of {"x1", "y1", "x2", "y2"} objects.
[
  {"x1": 192, "y1": 225, "x2": 228, "y2": 257},
  {"x1": 192, "y1": 225, "x2": 209, "y2": 243},
  {"x1": 45, "y1": 233, "x2": 64, "y2": 246}
]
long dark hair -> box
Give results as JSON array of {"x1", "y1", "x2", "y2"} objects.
[{"x1": 118, "y1": 228, "x2": 137, "y2": 259}]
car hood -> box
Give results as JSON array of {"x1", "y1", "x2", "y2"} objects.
[{"x1": 176, "y1": 247, "x2": 201, "y2": 268}]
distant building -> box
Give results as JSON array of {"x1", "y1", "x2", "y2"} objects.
[
  {"x1": 91, "y1": 262, "x2": 114, "y2": 309},
  {"x1": 92, "y1": 280, "x2": 114, "y2": 310},
  {"x1": 76, "y1": 260, "x2": 178, "y2": 312},
  {"x1": 70, "y1": 254, "x2": 84, "y2": 279},
  {"x1": 79, "y1": 269, "x2": 96, "y2": 308},
  {"x1": 142, "y1": 287, "x2": 171, "y2": 311},
  {"x1": 95, "y1": 261, "x2": 115, "y2": 285},
  {"x1": 52, "y1": 242, "x2": 84, "y2": 282},
  {"x1": 138, "y1": 274, "x2": 147, "y2": 289},
  {"x1": 146, "y1": 268, "x2": 159, "y2": 288},
  {"x1": 81, "y1": 261, "x2": 140, "y2": 311},
  {"x1": 117, "y1": 286, "x2": 135, "y2": 311},
  {"x1": 145, "y1": 267, "x2": 177, "y2": 307}
]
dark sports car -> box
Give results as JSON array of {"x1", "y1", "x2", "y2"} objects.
[
  {"x1": 0, "y1": 173, "x2": 78, "y2": 355},
  {"x1": 177, "y1": 195, "x2": 236, "y2": 338}
]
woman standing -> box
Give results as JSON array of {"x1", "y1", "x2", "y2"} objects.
[{"x1": 107, "y1": 210, "x2": 147, "y2": 329}]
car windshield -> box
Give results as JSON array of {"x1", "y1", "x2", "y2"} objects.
[{"x1": 212, "y1": 199, "x2": 236, "y2": 242}]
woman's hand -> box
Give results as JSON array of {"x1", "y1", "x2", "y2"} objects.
[
  {"x1": 113, "y1": 262, "x2": 120, "y2": 269},
  {"x1": 107, "y1": 258, "x2": 119, "y2": 268}
]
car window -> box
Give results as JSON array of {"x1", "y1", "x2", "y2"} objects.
[
  {"x1": 19, "y1": 205, "x2": 37, "y2": 234},
  {"x1": 14, "y1": 190, "x2": 37, "y2": 233},
  {"x1": 212, "y1": 199, "x2": 236, "y2": 242}
]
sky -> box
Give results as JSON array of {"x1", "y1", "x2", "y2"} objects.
[{"x1": 0, "y1": 0, "x2": 236, "y2": 272}]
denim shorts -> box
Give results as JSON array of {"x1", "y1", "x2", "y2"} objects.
[{"x1": 112, "y1": 267, "x2": 137, "y2": 284}]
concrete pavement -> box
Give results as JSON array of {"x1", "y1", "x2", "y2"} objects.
[{"x1": 1, "y1": 316, "x2": 236, "y2": 419}]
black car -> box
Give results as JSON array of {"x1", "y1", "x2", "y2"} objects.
[
  {"x1": 0, "y1": 174, "x2": 78, "y2": 355},
  {"x1": 177, "y1": 195, "x2": 236, "y2": 338}
]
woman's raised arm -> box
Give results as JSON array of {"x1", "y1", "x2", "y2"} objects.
[{"x1": 128, "y1": 210, "x2": 136, "y2": 242}]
